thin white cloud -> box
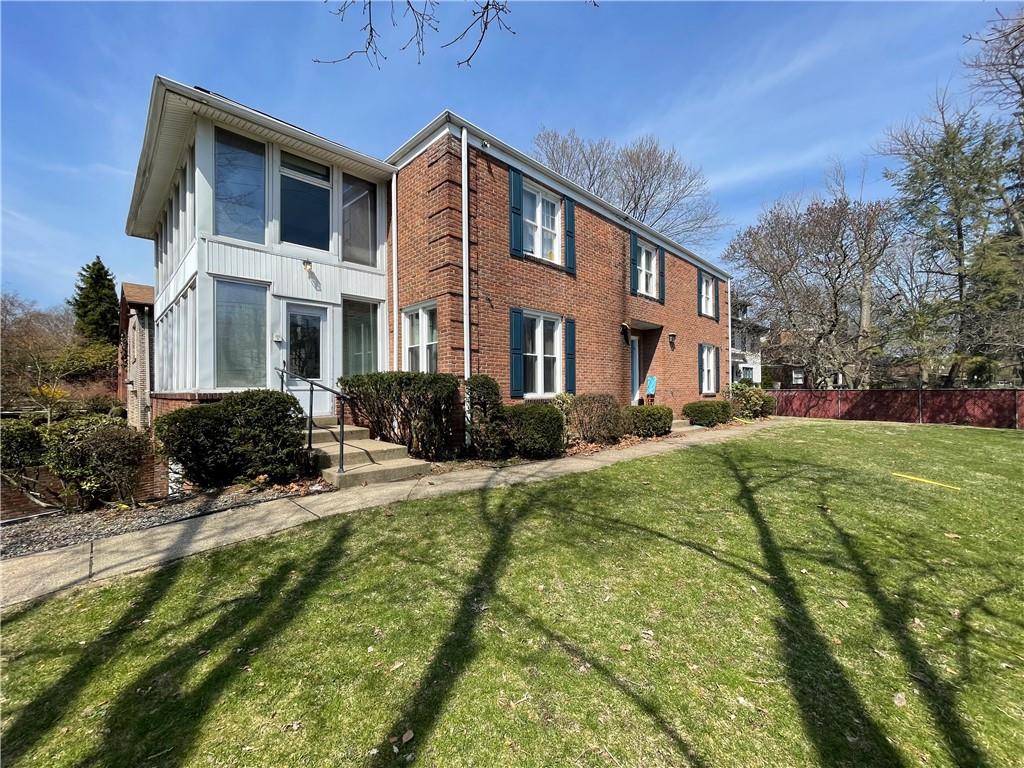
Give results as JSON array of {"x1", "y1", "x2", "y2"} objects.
[
  {"x1": 706, "y1": 139, "x2": 847, "y2": 191},
  {"x1": 42, "y1": 161, "x2": 132, "y2": 178}
]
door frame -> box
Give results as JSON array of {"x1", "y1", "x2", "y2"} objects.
[{"x1": 629, "y1": 335, "x2": 640, "y2": 405}]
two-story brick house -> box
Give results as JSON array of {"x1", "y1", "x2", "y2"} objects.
[{"x1": 127, "y1": 77, "x2": 731, "y2": 423}]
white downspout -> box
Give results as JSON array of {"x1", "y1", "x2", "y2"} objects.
[
  {"x1": 727, "y1": 278, "x2": 733, "y2": 389},
  {"x1": 461, "y1": 127, "x2": 471, "y2": 443},
  {"x1": 391, "y1": 171, "x2": 399, "y2": 370}
]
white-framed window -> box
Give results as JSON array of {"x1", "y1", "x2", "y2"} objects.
[
  {"x1": 522, "y1": 183, "x2": 560, "y2": 263},
  {"x1": 638, "y1": 241, "x2": 657, "y2": 297},
  {"x1": 214, "y1": 128, "x2": 266, "y2": 244},
  {"x1": 403, "y1": 303, "x2": 438, "y2": 373},
  {"x1": 343, "y1": 299, "x2": 379, "y2": 375},
  {"x1": 214, "y1": 279, "x2": 267, "y2": 388},
  {"x1": 287, "y1": 304, "x2": 326, "y2": 380},
  {"x1": 700, "y1": 344, "x2": 717, "y2": 395},
  {"x1": 792, "y1": 368, "x2": 805, "y2": 386},
  {"x1": 523, "y1": 310, "x2": 561, "y2": 396},
  {"x1": 699, "y1": 271, "x2": 716, "y2": 317},
  {"x1": 279, "y1": 151, "x2": 331, "y2": 251},
  {"x1": 343, "y1": 176, "x2": 378, "y2": 267},
  {"x1": 740, "y1": 365, "x2": 754, "y2": 381}
]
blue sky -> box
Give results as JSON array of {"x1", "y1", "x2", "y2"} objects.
[{"x1": 1, "y1": 1, "x2": 994, "y2": 305}]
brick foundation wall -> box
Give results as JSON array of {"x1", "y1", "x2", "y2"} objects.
[
  {"x1": 394, "y1": 136, "x2": 729, "y2": 414},
  {"x1": 150, "y1": 391, "x2": 225, "y2": 423}
]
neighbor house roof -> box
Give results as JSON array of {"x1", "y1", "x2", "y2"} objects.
[
  {"x1": 387, "y1": 110, "x2": 731, "y2": 281},
  {"x1": 121, "y1": 282, "x2": 154, "y2": 306},
  {"x1": 125, "y1": 76, "x2": 396, "y2": 239}
]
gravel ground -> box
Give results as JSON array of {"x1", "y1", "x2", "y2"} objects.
[{"x1": 0, "y1": 480, "x2": 334, "y2": 560}]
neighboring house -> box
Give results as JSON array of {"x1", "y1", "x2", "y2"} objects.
[
  {"x1": 126, "y1": 77, "x2": 731, "y2": 418},
  {"x1": 117, "y1": 282, "x2": 155, "y2": 429},
  {"x1": 729, "y1": 300, "x2": 765, "y2": 384}
]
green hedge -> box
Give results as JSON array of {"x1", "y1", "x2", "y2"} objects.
[
  {"x1": 504, "y1": 403, "x2": 565, "y2": 459},
  {"x1": 466, "y1": 374, "x2": 509, "y2": 460},
  {"x1": 339, "y1": 372, "x2": 460, "y2": 461},
  {"x1": 0, "y1": 420, "x2": 44, "y2": 478},
  {"x1": 569, "y1": 393, "x2": 624, "y2": 444},
  {"x1": 727, "y1": 382, "x2": 776, "y2": 419},
  {"x1": 682, "y1": 400, "x2": 733, "y2": 427},
  {"x1": 623, "y1": 405, "x2": 674, "y2": 437},
  {"x1": 43, "y1": 415, "x2": 148, "y2": 509},
  {"x1": 154, "y1": 390, "x2": 306, "y2": 487}
]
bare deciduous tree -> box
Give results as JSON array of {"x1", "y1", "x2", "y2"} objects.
[
  {"x1": 965, "y1": 6, "x2": 1024, "y2": 119},
  {"x1": 532, "y1": 129, "x2": 725, "y2": 246}
]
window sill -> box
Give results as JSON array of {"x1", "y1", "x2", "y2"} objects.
[
  {"x1": 523, "y1": 392, "x2": 560, "y2": 400},
  {"x1": 635, "y1": 290, "x2": 660, "y2": 303},
  {"x1": 518, "y1": 253, "x2": 570, "y2": 274},
  {"x1": 698, "y1": 310, "x2": 719, "y2": 322}
]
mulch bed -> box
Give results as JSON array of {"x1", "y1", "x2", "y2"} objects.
[{"x1": 1, "y1": 479, "x2": 334, "y2": 560}]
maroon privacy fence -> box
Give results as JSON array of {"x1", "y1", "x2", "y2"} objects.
[{"x1": 772, "y1": 388, "x2": 1024, "y2": 430}]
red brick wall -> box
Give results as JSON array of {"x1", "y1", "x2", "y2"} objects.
[
  {"x1": 150, "y1": 392, "x2": 224, "y2": 423},
  {"x1": 393, "y1": 136, "x2": 729, "y2": 414}
]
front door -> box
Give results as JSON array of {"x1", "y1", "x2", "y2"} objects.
[
  {"x1": 284, "y1": 303, "x2": 332, "y2": 416},
  {"x1": 630, "y1": 335, "x2": 640, "y2": 405}
]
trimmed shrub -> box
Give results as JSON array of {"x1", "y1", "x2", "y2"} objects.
[
  {"x1": 466, "y1": 374, "x2": 510, "y2": 460},
  {"x1": 0, "y1": 420, "x2": 45, "y2": 479},
  {"x1": 682, "y1": 400, "x2": 733, "y2": 427},
  {"x1": 154, "y1": 405, "x2": 236, "y2": 488},
  {"x1": 43, "y1": 415, "x2": 148, "y2": 509},
  {"x1": 623, "y1": 405, "x2": 674, "y2": 437},
  {"x1": 569, "y1": 393, "x2": 624, "y2": 444},
  {"x1": 727, "y1": 382, "x2": 775, "y2": 419},
  {"x1": 340, "y1": 372, "x2": 460, "y2": 461},
  {"x1": 504, "y1": 403, "x2": 565, "y2": 459},
  {"x1": 219, "y1": 390, "x2": 305, "y2": 482},
  {"x1": 80, "y1": 394, "x2": 123, "y2": 415}
]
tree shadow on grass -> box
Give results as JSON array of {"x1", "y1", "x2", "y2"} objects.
[
  {"x1": 366, "y1": 472, "x2": 709, "y2": 767},
  {"x1": 717, "y1": 451, "x2": 907, "y2": 767},
  {"x1": 817, "y1": 505, "x2": 990, "y2": 767},
  {"x1": 72, "y1": 519, "x2": 353, "y2": 768}
]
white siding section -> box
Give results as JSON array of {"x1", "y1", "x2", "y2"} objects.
[{"x1": 154, "y1": 280, "x2": 197, "y2": 392}]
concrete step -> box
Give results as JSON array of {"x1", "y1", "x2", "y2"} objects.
[
  {"x1": 313, "y1": 439, "x2": 409, "y2": 469},
  {"x1": 310, "y1": 425, "x2": 370, "y2": 445},
  {"x1": 671, "y1": 419, "x2": 706, "y2": 435},
  {"x1": 312, "y1": 415, "x2": 339, "y2": 428},
  {"x1": 321, "y1": 457, "x2": 428, "y2": 489}
]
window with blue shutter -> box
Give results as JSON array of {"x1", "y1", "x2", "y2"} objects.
[
  {"x1": 564, "y1": 198, "x2": 576, "y2": 275},
  {"x1": 697, "y1": 344, "x2": 705, "y2": 395},
  {"x1": 713, "y1": 277, "x2": 720, "y2": 322},
  {"x1": 714, "y1": 345, "x2": 721, "y2": 392},
  {"x1": 509, "y1": 168, "x2": 523, "y2": 258},
  {"x1": 629, "y1": 231, "x2": 639, "y2": 296},
  {"x1": 509, "y1": 307, "x2": 524, "y2": 397},
  {"x1": 657, "y1": 247, "x2": 665, "y2": 304},
  {"x1": 564, "y1": 317, "x2": 576, "y2": 394}
]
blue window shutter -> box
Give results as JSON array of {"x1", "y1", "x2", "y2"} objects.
[
  {"x1": 713, "y1": 277, "x2": 720, "y2": 322},
  {"x1": 696, "y1": 269, "x2": 703, "y2": 316},
  {"x1": 629, "y1": 231, "x2": 638, "y2": 296},
  {"x1": 509, "y1": 307, "x2": 524, "y2": 398},
  {"x1": 564, "y1": 318, "x2": 576, "y2": 394},
  {"x1": 697, "y1": 344, "x2": 704, "y2": 393},
  {"x1": 564, "y1": 198, "x2": 576, "y2": 275},
  {"x1": 658, "y1": 247, "x2": 666, "y2": 304},
  {"x1": 509, "y1": 168, "x2": 523, "y2": 258},
  {"x1": 714, "y1": 345, "x2": 721, "y2": 393}
]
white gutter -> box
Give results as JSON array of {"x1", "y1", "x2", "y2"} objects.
[
  {"x1": 727, "y1": 280, "x2": 733, "y2": 389},
  {"x1": 391, "y1": 171, "x2": 399, "y2": 370},
  {"x1": 461, "y1": 127, "x2": 471, "y2": 443}
]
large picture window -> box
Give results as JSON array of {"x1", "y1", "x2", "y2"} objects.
[
  {"x1": 288, "y1": 305, "x2": 324, "y2": 379},
  {"x1": 522, "y1": 184, "x2": 560, "y2": 263},
  {"x1": 215, "y1": 280, "x2": 267, "y2": 387},
  {"x1": 214, "y1": 129, "x2": 266, "y2": 243},
  {"x1": 343, "y1": 300, "x2": 378, "y2": 375},
  {"x1": 523, "y1": 310, "x2": 561, "y2": 396},
  {"x1": 280, "y1": 152, "x2": 331, "y2": 250},
  {"x1": 404, "y1": 304, "x2": 438, "y2": 373},
  {"x1": 343, "y1": 176, "x2": 377, "y2": 267}
]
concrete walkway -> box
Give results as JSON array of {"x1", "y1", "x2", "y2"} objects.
[{"x1": 1, "y1": 420, "x2": 783, "y2": 608}]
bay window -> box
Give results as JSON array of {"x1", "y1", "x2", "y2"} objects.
[
  {"x1": 215, "y1": 280, "x2": 267, "y2": 387},
  {"x1": 280, "y1": 152, "x2": 331, "y2": 250},
  {"x1": 404, "y1": 303, "x2": 438, "y2": 373},
  {"x1": 523, "y1": 311, "x2": 561, "y2": 396},
  {"x1": 522, "y1": 184, "x2": 560, "y2": 263},
  {"x1": 214, "y1": 128, "x2": 266, "y2": 243},
  {"x1": 637, "y1": 241, "x2": 657, "y2": 297},
  {"x1": 343, "y1": 176, "x2": 377, "y2": 267},
  {"x1": 343, "y1": 300, "x2": 379, "y2": 375}
]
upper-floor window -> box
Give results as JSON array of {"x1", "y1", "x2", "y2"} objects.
[
  {"x1": 343, "y1": 176, "x2": 377, "y2": 267},
  {"x1": 637, "y1": 241, "x2": 657, "y2": 298},
  {"x1": 792, "y1": 368, "x2": 805, "y2": 386},
  {"x1": 699, "y1": 272, "x2": 716, "y2": 317},
  {"x1": 523, "y1": 311, "x2": 561, "y2": 396},
  {"x1": 280, "y1": 152, "x2": 331, "y2": 251},
  {"x1": 523, "y1": 183, "x2": 560, "y2": 263},
  {"x1": 404, "y1": 303, "x2": 438, "y2": 373},
  {"x1": 214, "y1": 129, "x2": 266, "y2": 244}
]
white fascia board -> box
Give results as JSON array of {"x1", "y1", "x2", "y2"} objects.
[{"x1": 388, "y1": 110, "x2": 731, "y2": 281}]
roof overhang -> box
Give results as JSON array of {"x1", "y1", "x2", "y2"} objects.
[
  {"x1": 126, "y1": 76, "x2": 397, "y2": 239},
  {"x1": 388, "y1": 111, "x2": 731, "y2": 281}
]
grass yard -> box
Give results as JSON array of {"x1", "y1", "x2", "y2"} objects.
[{"x1": 2, "y1": 422, "x2": 1022, "y2": 767}]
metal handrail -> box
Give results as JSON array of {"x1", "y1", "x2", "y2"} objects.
[{"x1": 275, "y1": 367, "x2": 350, "y2": 474}]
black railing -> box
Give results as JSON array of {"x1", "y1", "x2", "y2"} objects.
[{"x1": 275, "y1": 368, "x2": 352, "y2": 474}]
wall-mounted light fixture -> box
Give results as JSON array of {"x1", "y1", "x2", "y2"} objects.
[
  {"x1": 620, "y1": 323, "x2": 631, "y2": 345},
  {"x1": 668, "y1": 332, "x2": 677, "y2": 350},
  {"x1": 302, "y1": 260, "x2": 313, "y2": 273}
]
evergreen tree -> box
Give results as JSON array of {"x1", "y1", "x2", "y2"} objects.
[{"x1": 69, "y1": 256, "x2": 119, "y2": 344}]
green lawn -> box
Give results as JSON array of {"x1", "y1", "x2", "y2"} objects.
[{"x1": 3, "y1": 422, "x2": 1022, "y2": 767}]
